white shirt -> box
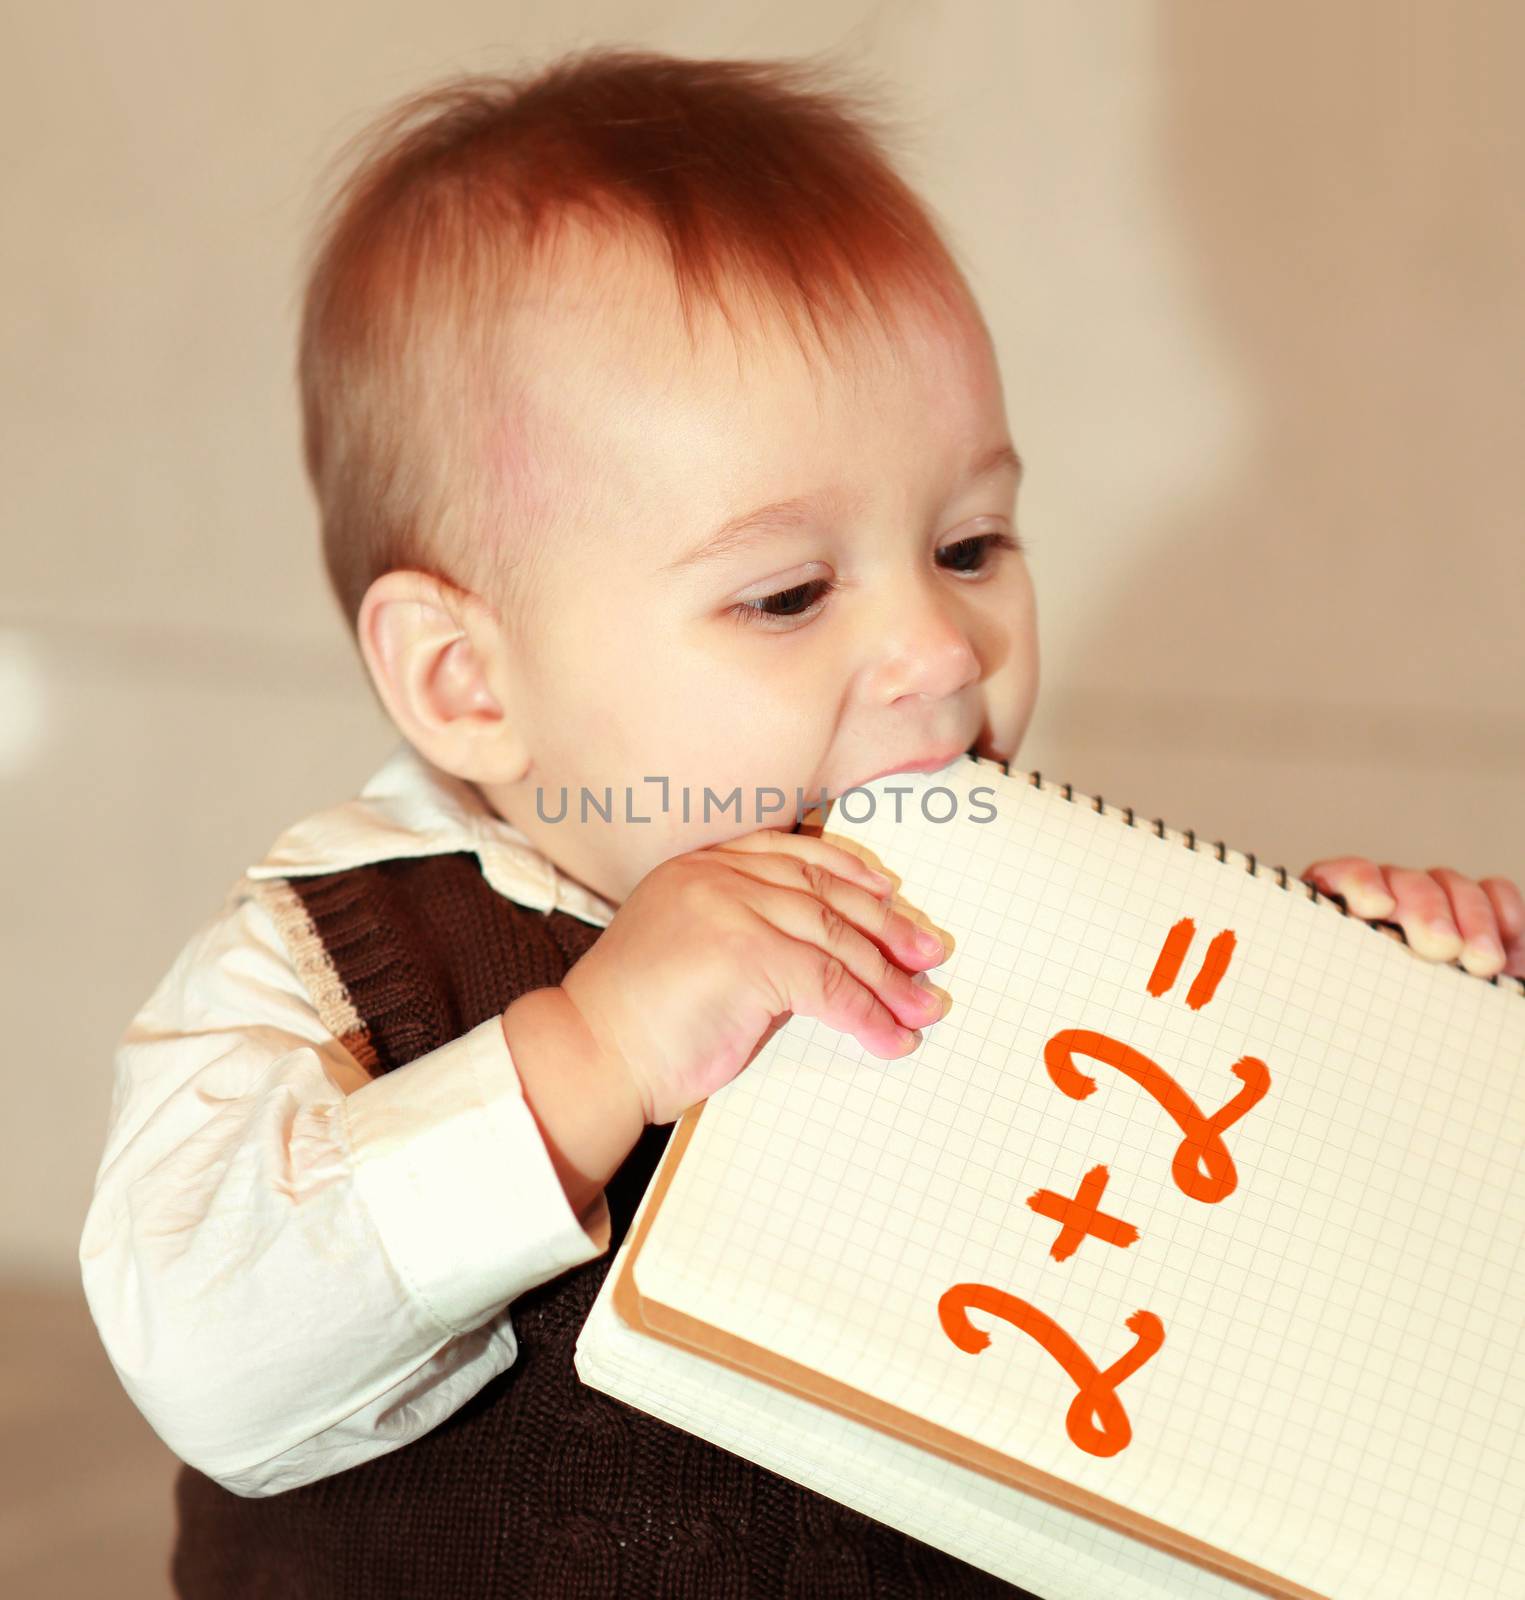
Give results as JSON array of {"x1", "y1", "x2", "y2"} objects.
[{"x1": 77, "y1": 740, "x2": 623, "y2": 1499}]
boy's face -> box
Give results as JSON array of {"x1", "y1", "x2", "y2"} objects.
[{"x1": 479, "y1": 232, "x2": 1039, "y2": 907}]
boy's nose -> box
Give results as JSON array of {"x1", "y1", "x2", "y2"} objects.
[{"x1": 868, "y1": 579, "x2": 982, "y2": 705}]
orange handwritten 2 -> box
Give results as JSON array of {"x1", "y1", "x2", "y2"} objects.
[
  {"x1": 1027, "y1": 1164, "x2": 1139, "y2": 1261},
  {"x1": 1042, "y1": 1029, "x2": 1270, "y2": 1203},
  {"x1": 938, "y1": 1284, "x2": 1165, "y2": 1457}
]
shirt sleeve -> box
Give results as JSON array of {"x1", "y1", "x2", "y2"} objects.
[{"x1": 77, "y1": 876, "x2": 613, "y2": 1498}]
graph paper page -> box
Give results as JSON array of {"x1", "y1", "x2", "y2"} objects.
[{"x1": 630, "y1": 758, "x2": 1525, "y2": 1599}]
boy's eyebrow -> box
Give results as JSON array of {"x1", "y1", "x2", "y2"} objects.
[{"x1": 662, "y1": 441, "x2": 1023, "y2": 573}]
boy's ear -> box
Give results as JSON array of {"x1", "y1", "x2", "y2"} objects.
[{"x1": 356, "y1": 569, "x2": 531, "y2": 786}]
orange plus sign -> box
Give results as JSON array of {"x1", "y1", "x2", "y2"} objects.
[{"x1": 1027, "y1": 1164, "x2": 1140, "y2": 1262}]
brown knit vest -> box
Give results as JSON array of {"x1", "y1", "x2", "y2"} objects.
[{"x1": 171, "y1": 850, "x2": 1037, "y2": 1598}]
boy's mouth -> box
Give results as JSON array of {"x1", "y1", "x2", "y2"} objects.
[{"x1": 836, "y1": 741, "x2": 973, "y2": 798}]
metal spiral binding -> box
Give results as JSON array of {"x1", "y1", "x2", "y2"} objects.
[{"x1": 962, "y1": 752, "x2": 1524, "y2": 998}]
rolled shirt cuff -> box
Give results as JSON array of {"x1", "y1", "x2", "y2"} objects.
[{"x1": 341, "y1": 1015, "x2": 612, "y2": 1335}]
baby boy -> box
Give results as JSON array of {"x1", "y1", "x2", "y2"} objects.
[{"x1": 80, "y1": 43, "x2": 1524, "y2": 1599}]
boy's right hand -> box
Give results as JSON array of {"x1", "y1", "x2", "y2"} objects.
[{"x1": 559, "y1": 829, "x2": 952, "y2": 1127}]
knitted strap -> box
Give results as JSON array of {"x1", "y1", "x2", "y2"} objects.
[{"x1": 247, "y1": 875, "x2": 381, "y2": 1076}]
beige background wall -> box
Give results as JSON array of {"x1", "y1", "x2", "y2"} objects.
[
  {"x1": 2, "y1": 2, "x2": 1521, "y2": 1591},
  {"x1": 4, "y1": 0, "x2": 1523, "y2": 1355}
]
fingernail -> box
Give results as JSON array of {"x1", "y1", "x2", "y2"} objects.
[
  {"x1": 867, "y1": 869, "x2": 896, "y2": 893},
  {"x1": 1423, "y1": 919, "x2": 1463, "y2": 957},
  {"x1": 1462, "y1": 935, "x2": 1504, "y2": 973},
  {"x1": 915, "y1": 928, "x2": 947, "y2": 959},
  {"x1": 912, "y1": 972, "x2": 950, "y2": 1019}
]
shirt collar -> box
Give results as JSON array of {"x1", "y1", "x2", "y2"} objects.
[{"x1": 245, "y1": 740, "x2": 618, "y2": 930}]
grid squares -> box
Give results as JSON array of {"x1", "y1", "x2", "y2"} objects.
[{"x1": 631, "y1": 758, "x2": 1525, "y2": 1599}]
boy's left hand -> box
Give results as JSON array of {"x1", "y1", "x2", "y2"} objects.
[{"x1": 1299, "y1": 858, "x2": 1525, "y2": 979}]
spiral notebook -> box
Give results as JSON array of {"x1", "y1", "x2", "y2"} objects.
[{"x1": 573, "y1": 753, "x2": 1525, "y2": 1600}]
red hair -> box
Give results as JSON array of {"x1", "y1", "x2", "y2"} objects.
[{"x1": 295, "y1": 45, "x2": 978, "y2": 640}]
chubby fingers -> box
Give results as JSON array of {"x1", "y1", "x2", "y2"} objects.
[
  {"x1": 717, "y1": 828, "x2": 900, "y2": 902},
  {"x1": 1423, "y1": 867, "x2": 1517, "y2": 976},
  {"x1": 707, "y1": 846, "x2": 953, "y2": 1056},
  {"x1": 713, "y1": 831, "x2": 955, "y2": 972},
  {"x1": 1299, "y1": 857, "x2": 1397, "y2": 921},
  {"x1": 1480, "y1": 875, "x2": 1525, "y2": 978},
  {"x1": 749, "y1": 877, "x2": 952, "y2": 1046},
  {"x1": 1301, "y1": 856, "x2": 1522, "y2": 978},
  {"x1": 714, "y1": 842, "x2": 950, "y2": 975}
]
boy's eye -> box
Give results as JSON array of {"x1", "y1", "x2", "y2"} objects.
[
  {"x1": 726, "y1": 530, "x2": 1025, "y2": 631},
  {"x1": 938, "y1": 529, "x2": 1023, "y2": 574},
  {"x1": 729, "y1": 578, "x2": 836, "y2": 627}
]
